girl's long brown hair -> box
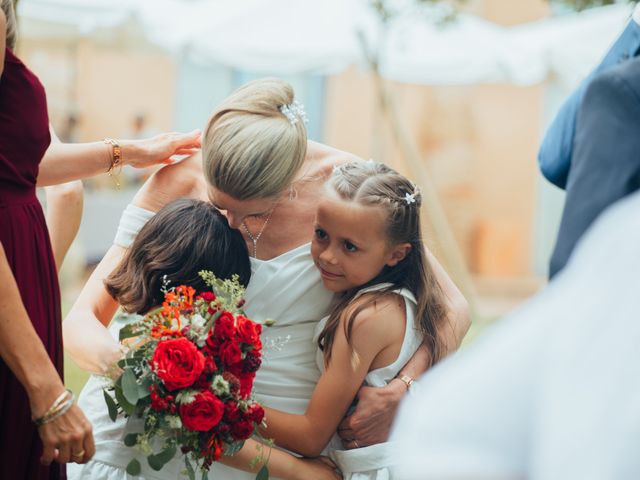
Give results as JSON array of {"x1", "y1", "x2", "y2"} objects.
[
  {"x1": 105, "y1": 199, "x2": 251, "y2": 314},
  {"x1": 317, "y1": 162, "x2": 449, "y2": 368}
]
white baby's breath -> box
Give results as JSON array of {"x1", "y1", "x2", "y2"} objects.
[
  {"x1": 176, "y1": 390, "x2": 197, "y2": 405},
  {"x1": 211, "y1": 375, "x2": 230, "y2": 396},
  {"x1": 166, "y1": 415, "x2": 183, "y2": 429}
]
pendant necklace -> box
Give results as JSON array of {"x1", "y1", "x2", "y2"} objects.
[{"x1": 242, "y1": 209, "x2": 275, "y2": 258}]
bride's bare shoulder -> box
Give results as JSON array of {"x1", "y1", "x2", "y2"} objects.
[
  {"x1": 132, "y1": 152, "x2": 208, "y2": 212},
  {"x1": 306, "y1": 141, "x2": 363, "y2": 179}
]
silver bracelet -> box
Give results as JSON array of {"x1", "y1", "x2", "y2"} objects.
[{"x1": 33, "y1": 389, "x2": 75, "y2": 426}]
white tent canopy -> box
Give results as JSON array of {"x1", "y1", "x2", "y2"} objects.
[{"x1": 18, "y1": 0, "x2": 635, "y2": 86}]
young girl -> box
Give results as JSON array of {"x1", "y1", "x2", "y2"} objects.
[
  {"x1": 254, "y1": 160, "x2": 450, "y2": 478},
  {"x1": 68, "y1": 199, "x2": 338, "y2": 480}
]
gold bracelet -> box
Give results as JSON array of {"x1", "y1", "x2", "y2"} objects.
[
  {"x1": 395, "y1": 374, "x2": 415, "y2": 391},
  {"x1": 103, "y1": 138, "x2": 122, "y2": 189}
]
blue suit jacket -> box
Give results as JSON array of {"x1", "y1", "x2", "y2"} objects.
[
  {"x1": 538, "y1": 19, "x2": 640, "y2": 189},
  {"x1": 549, "y1": 55, "x2": 640, "y2": 278}
]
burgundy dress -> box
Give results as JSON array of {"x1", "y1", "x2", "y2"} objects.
[{"x1": 0, "y1": 48, "x2": 65, "y2": 479}]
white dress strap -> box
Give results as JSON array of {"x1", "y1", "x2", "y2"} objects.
[{"x1": 113, "y1": 204, "x2": 156, "y2": 248}]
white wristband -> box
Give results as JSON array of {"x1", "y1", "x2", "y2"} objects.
[{"x1": 113, "y1": 204, "x2": 156, "y2": 248}]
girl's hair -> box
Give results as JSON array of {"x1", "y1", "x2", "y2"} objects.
[
  {"x1": 1, "y1": 0, "x2": 17, "y2": 50},
  {"x1": 105, "y1": 199, "x2": 251, "y2": 314},
  {"x1": 318, "y1": 161, "x2": 449, "y2": 367},
  {"x1": 202, "y1": 78, "x2": 307, "y2": 200}
]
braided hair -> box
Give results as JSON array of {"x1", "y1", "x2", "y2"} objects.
[{"x1": 317, "y1": 161, "x2": 448, "y2": 367}]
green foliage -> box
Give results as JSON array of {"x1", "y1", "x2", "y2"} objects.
[
  {"x1": 198, "y1": 271, "x2": 246, "y2": 314},
  {"x1": 185, "y1": 457, "x2": 196, "y2": 480},
  {"x1": 256, "y1": 465, "x2": 270, "y2": 480},
  {"x1": 103, "y1": 390, "x2": 118, "y2": 422},
  {"x1": 548, "y1": 0, "x2": 634, "y2": 11},
  {"x1": 148, "y1": 444, "x2": 178, "y2": 471},
  {"x1": 126, "y1": 459, "x2": 142, "y2": 476}
]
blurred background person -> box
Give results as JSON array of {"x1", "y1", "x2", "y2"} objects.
[
  {"x1": 391, "y1": 190, "x2": 640, "y2": 479},
  {"x1": 549, "y1": 54, "x2": 640, "y2": 277}
]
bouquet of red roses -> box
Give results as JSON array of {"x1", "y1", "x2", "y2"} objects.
[{"x1": 103, "y1": 271, "x2": 268, "y2": 479}]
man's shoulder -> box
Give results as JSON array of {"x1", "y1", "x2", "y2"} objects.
[{"x1": 591, "y1": 55, "x2": 640, "y2": 98}]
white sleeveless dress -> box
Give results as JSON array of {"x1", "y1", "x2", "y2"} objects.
[
  {"x1": 314, "y1": 285, "x2": 423, "y2": 480},
  {"x1": 69, "y1": 206, "x2": 334, "y2": 479}
]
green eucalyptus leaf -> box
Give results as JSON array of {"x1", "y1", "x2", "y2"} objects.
[
  {"x1": 185, "y1": 456, "x2": 196, "y2": 480},
  {"x1": 114, "y1": 384, "x2": 135, "y2": 416},
  {"x1": 122, "y1": 367, "x2": 140, "y2": 405},
  {"x1": 126, "y1": 458, "x2": 141, "y2": 476},
  {"x1": 103, "y1": 390, "x2": 118, "y2": 422},
  {"x1": 119, "y1": 323, "x2": 139, "y2": 341},
  {"x1": 123, "y1": 433, "x2": 138, "y2": 447},
  {"x1": 223, "y1": 441, "x2": 244, "y2": 456},
  {"x1": 148, "y1": 444, "x2": 177, "y2": 471},
  {"x1": 256, "y1": 465, "x2": 269, "y2": 480}
]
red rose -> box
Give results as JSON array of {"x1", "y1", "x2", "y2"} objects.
[
  {"x1": 238, "y1": 372, "x2": 255, "y2": 399},
  {"x1": 236, "y1": 315, "x2": 262, "y2": 349},
  {"x1": 152, "y1": 337, "x2": 205, "y2": 391},
  {"x1": 205, "y1": 335, "x2": 220, "y2": 355},
  {"x1": 231, "y1": 420, "x2": 254, "y2": 440},
  {"x1": 219, "y1": 341, "x2": 242, "y2": 367},
  {"x1": 179, "y1": 391, "x2": 224, "y2": 431},
  {"x1": 199, "y1": 291, "x2": 216, "y2": 302},
  {"x1": 213, "y1": 312, "x2": 236, "y2": 340},
  {"x1": 204, "y1": 355, "x2": 218, "y2": 374},
  {"x1": 224, "y1": 401, "x2": 242, "y2": 423},
  {"x1": 245, "y1": 403, "x2": 265, "y2": 424}
]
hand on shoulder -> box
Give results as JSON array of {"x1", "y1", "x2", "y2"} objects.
[{"x1": 131, "y1": 151, "x2": 207, "y2": 212}]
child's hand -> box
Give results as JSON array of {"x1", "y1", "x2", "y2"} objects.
[{"x1": 294, "y1": 456, "x2": 341, "y2": 480}]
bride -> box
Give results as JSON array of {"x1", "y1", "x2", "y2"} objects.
[{"x1": 64, "y1": 78, "x2": 470, "y2": 479}]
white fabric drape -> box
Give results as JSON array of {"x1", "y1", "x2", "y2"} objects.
[{"x1": 18, "y1": 0, "x2": 635, "y2": 86}]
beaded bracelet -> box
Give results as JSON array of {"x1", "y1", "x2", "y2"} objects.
[
  {"x1": 104, "y1": 138, "x2": 122, "y2": 189},
  {"x1": 32, "y1": 389, "x2": 75, "y2": 426}
]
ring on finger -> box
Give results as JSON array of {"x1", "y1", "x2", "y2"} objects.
[
  {"x1": 353, "y1": 440, "x2": 359, "y2": 448},
  {"x1": 71, "y1": 450, "x2": 85, "y2": 460}
]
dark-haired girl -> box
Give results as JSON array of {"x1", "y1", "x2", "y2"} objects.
[{"x1": 68, "y1": 199, "x2": 338, "y2": 480}]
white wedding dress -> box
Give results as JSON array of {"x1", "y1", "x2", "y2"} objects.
[
  {"x1": 315, "y1": 285, "x2": 423, "y2": 480},
  {"x1": 69, "y1": 206, "x2": 334, "y2": 479}
]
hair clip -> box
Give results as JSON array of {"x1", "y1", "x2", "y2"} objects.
[
  {"x1": 404, "y1": 192, "x2": 416, "y2": 205},
  {"x1": 280, "y1": 100, "x2": 308, "y2": 126}
]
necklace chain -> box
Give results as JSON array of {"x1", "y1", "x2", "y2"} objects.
[{"x1": 242, "y1": 209, "x2": 275, "y2": 258}]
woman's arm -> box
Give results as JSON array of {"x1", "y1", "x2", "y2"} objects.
[
  {"x1": 337, "y1": 248, "x2": 470, "y2": 448},
  {"x1": 426, "y1": 247, "x2": 471, "y2": 354},
  {"x1": 0, "y1": 243, "x2": 95, "y2": 464},
  {"x1": 63, "y1": 245, "x2": 125, "y2": 375},
  {"x1": 220, "y1": 438, "x2": 339, "y2": 480},
  {"x1": 36, "y1": 129, "x2": 201, "y2": 186},
  {"x1": 43, "y1": 128, "x2": 84, "y2": 270},
  {"x1": 45, "y1": 180, "x2": 83, "y2": 270},
  {"x1": 63, "y1": 154, "x2": 206, "y2": 374},
  {"x1": 260, "y1": 299, "x2": 398, "y2": 457}
]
